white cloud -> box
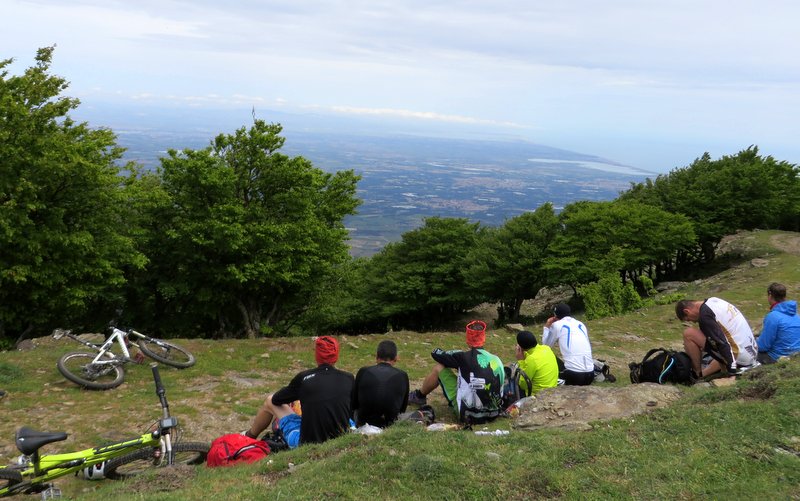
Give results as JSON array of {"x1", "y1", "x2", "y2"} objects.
[
  {"x1": 326, "y1": 105, "x2": 527, "y2": 128},
  {"x1": 3, "y1": 0, "x2": 799, "y2": 170}
]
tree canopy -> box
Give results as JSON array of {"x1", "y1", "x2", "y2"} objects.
[
  {"x1": 129, "y1": 120, "x2": 361, "y2": 338},
  {"x1": 463, "y1": 203, "x2": 559, "y2": 321},
  {"x1": 620, "y1": 147, "x2": 800, "y2": 261},
  {"x1": 0, "y1": 47, "x2": 143, "y2": 345}
]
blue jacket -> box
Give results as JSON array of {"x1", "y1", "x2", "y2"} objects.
[{"x1": 758, "y1": 300, "x2": 800, "y2": 360}]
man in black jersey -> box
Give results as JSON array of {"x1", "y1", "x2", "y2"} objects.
[
  {"x1": 352, "y1": 340, "x2": 409, "y2": 428},
  {"x1": 244, "y1": 336, "x2": 354, "y2": 448}
]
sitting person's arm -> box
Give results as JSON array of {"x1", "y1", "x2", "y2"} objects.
[
  {"x1": 431, "y1": 348, "x2": 461, "y2": 368},
  {"x1": 272, "y1": 372, "x2": 303, "y2": 406}
]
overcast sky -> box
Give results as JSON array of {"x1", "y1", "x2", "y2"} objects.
[{"x1": 3, "y1": 0, "x2": 799, "y2": 172}]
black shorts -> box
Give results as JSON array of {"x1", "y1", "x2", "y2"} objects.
[{"x1": 561, "y1": 369, "x2": 594, "y2": 386}]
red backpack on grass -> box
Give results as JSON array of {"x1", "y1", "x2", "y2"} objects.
[{"x1": 206, "y1": 434, "x2": 270, "y2": 467}]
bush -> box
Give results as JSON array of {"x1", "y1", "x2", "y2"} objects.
[
  {"x1": 579, "y1": 274, "x2": 644, "y2": 320},
  {"x1": 638, "y1": 275, "x2": 657, "y2": 296}
]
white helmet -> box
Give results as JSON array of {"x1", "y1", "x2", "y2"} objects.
[{"x1": 80, "y1": 461, "x2": 107, "y2": 480}]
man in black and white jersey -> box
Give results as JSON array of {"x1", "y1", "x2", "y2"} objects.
[{"x1": 676, "y1": 297, "x2": 758, "y2": 378}]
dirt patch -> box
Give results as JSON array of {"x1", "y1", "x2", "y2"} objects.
[
  {"x1": 770, "y1": 233, "x2": 800, "y2": 255},
  {"x1": 114, "y1": 463, "x2": 196, "y2": 495},
  {"x1": 513, "y1": 383, "x2": 684, "y2": 431},
  {"x1": 737, "y1": 369, "x2": 778, "y2": 400}
]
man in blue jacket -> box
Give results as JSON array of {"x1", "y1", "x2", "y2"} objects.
[{"x1": 758, "y1": 282, "x2": 800, "y2": 364}]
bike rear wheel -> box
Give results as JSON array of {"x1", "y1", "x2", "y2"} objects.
[
  {"x1": 0, "y1": 467, "x2": 23, "y2": 490},
  {"x1": 57, "y1": 352, "x2": 125, "y2": 390},
  {"x1": 138, "y1": 339, "x2": 195, "y2": 368},
  {"x1": 104, "y1": 442, "x2": 210, "y2": 480}
]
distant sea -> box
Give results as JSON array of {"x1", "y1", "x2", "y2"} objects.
[{"x1": 115, "y1": 128, "x2": 655, "y2": 257}]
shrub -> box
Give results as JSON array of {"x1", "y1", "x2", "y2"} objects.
[{"x1": 579, "y1": 274, "x2": 644, "y2": 320}]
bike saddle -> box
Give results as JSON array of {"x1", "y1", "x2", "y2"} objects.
[{"x1": 15, "y1": 427, "x2": 68, "y2": 455}]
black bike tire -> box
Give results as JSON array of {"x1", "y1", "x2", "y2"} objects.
[
  {"x1": 103, "y1": 442, "x2": 210, "y2": 480},
  {"x1": 57, "y1": 352, "x2": 125, "y2": 390},
  {"x1": 137, "y1": 339, "x2": 196, "y2": 368},
  {"x1": 0, "y1": 468, "x2": 23, "y2": 491}
]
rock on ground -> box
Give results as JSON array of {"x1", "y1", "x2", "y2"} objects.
[{"x1": 513, "y1": 383, "x2": 684, "y2": 432}]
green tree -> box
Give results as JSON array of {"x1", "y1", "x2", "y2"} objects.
[
  {"x1": 133, "y1": 120, "x2": 360, "y2": 338},
  {"x1": 621, "y1": 147, "x2": 800, "y2": 262},
  {"x1": 363, "y1": 217, "x2": 482, "y2": 329},
  {"x1": 0, "y1": 47, "x2": 144, "y2": 346},
  {"x1": 544, "y1": 200, "x2": 695, "y2": 289},
  {"x1": 463, "y1": 203, "x2": 559, "y2": 322}
]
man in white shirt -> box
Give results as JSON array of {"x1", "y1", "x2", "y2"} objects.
[{"x1": 542, "y1": 303, "x2": 594, "y2": 385}]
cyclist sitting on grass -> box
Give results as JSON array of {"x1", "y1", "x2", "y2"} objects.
[
  {"x1": 352, "y1": 340, "x2": 410, "y2": 428},
  {"x1": 408, "y1": 320, "x2": 505, "y2": 425},
  {"x1": 514, "y1": 330, "x2": 558, "y2": 395},
  {"x1": 244, "y1": 336, "x2": 354, "y2": 448}
]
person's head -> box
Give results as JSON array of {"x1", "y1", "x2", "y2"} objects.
[
  {"x1": 768, "y1": 282, "x2": 787, "y2": 305},
  {"x1": 466, "y1": 320, "x2": 486, "y2": 348},
  {"x1": 315, "y1": 336, "x2": 339, "y2": 366},
  {"x1": 376, "y1": 340, "x2": 398, "y2": 363},
  {"x1": 675, "y1": 299, "x2": 701, "y2": 322},
  {"x1": 553, "y1": 303, "x2": 571, "y2": 320},
  {"x1": 515, "y1": 330, "x2": 538, "y2": 360}
]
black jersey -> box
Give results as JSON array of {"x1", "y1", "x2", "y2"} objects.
[
  {"x1": 272, "y1": 364, "x2": 354, "y2": 445},
  {"x1": 352, "y1": 362, "x2": 410, "y2": 427}
]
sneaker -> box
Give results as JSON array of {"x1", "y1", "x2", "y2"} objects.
[{"x1": 408, "y1": 389, "x2": 427, "y2": 405}]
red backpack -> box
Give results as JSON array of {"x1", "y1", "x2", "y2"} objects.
[{"x1": 206, "y1": 434, "x2": 270, "y2": 467}]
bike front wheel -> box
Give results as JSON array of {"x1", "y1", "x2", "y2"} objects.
[
  {"x1": 103, "y1": 442, "x2": 210, "y2": 480},
  {"x1": 138, "y1": 339, "x2": 195, "y2": 368},
  {"x1": 57, "y1": 352, "x2": 125, "y2": 390}
]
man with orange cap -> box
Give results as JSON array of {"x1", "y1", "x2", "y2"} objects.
[
  {"x1": 408, "y1": 320, "x2": 505, "y2": 424},
  {"x1": 245, "y1": 336, "x2": 354, "y2": 447}
]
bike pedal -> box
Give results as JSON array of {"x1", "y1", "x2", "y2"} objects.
[{"x1": 40, "y1": 484, "x2": 62, "y2": 500}]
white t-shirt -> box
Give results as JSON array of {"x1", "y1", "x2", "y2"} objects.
[
  {"x1": 542, "y1": 316, "x2": 594, "y2": 373},
  {"x1": 701, "y1": 297, "x2": 758, "y2": 368}
]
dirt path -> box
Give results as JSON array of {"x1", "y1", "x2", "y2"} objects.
[{"x1": 770, "y1": 233, "x2": 800, "y2": 255}]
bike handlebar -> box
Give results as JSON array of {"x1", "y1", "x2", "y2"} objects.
[{"x1": 150, "y1": 364, "x2": 171, "y2": 419}]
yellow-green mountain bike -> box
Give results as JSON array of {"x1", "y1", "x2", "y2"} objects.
[{"x1": 0, "y1": 364, "x2": 209, "y2": 498}]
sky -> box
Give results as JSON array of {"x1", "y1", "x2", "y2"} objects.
[{"x1": 3, "y1": 0, "x2": 799, "y2": 172}]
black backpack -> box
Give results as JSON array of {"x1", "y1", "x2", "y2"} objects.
[
  {"x1": 629, "y1": 348, "x2": 695, "y2": 385},
  {"x1": 398, "y1": 404, "x2": 436, "y2": 425}
]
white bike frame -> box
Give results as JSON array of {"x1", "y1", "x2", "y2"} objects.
[
  {"x1": 91, "y1": 327, "x2": 132, "y2": 363},
  {"x1": 53, "y1": 327, "x2": 132, "y2": 364}
]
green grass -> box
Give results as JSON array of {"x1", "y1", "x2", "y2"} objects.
[{"x1": 1, "y1": 230, "x2": 800, "y2": 499}]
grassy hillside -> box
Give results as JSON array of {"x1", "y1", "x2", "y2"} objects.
[{"x1": 1, "y1": 230, "x2": 799, "y2": 499}]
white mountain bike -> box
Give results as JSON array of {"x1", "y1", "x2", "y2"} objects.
[{"x1": 53, "y1": 326, "x2": 196, "y2": 390}]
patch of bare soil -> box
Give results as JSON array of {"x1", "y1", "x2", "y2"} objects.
[
  {"x1": 115, "y1": 463, "x2": 196, "y2": 495},
  {"x1": 770, "y1": 233, "x2": 800, "y2": 256},
  {"x1": 513, "y1": 383, "x2": 684, "y2": 431}
]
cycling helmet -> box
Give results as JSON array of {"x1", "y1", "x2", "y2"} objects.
[{"x1": 80, "y1": 461, "x2": 107, "y2": 480}]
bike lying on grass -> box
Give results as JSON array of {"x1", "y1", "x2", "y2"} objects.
[
  {"x1": 0, "y1": 364, "x2": 209, "y2": 498},
  {"x1": 53, "y1": 326, "x2": 195, "y2": 390}
]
